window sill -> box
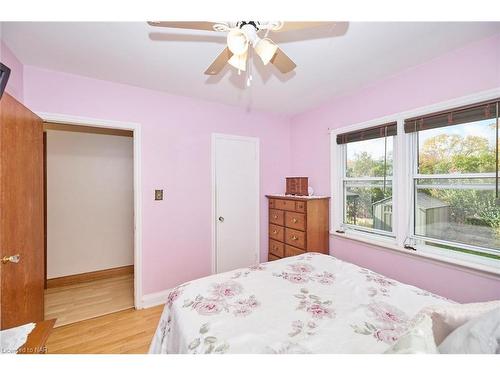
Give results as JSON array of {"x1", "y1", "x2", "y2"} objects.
[{"x1": 330, "y1": 231, "x2": 500, "y2": 279}]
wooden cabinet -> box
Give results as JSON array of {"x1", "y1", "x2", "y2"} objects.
[{"x1": 266, "y1": 195, "x2": 329, "y2": 260}]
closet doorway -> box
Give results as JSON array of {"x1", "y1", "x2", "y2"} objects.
[
  {"x1": 42, "y1": 119, "x2": 140, "y2": 327},
  {"x1": 212, "y1": 133, "x2": 260, "y2": 274}
]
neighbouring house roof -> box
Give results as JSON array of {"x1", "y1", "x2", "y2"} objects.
[
  {"x1": 345, "y1": 191, "x2": 360, "y2": 198},
  {"x1": 371, "y1": 196, "x2": 392, "y2": 206},
  {"x1": 416, "y1": 192, "x2": 450, "y2": 210},
  {"x1": 372, "y1": 192, "x2": 449, "y2": 210}
]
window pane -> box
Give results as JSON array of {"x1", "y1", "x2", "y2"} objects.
[
  {"x1": 346, "y1": 137, "x2": 393, "y2": 178},
  {"x1": 418, "y1": 119, "x2": 497, "y2": 174},
  {"x1": 345, "y1": 182, "x2": 393, "y2": 232},
  {"x1": 415, "y1": 178, "x2": 500, "y2": 251}
]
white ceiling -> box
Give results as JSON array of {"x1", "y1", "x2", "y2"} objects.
[{"x1": 1, "y1": 22, "x2": 499, "y2": 114}]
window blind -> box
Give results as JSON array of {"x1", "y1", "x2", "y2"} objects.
[
  {"x1": 405, "y1": 99, "x2": 500, "y2": 202},
  {"x1": 404, "y1": 99, "x2": 499, "y2": 133},
  {"x1": 336, "y1": 122, "x2": 397, "y2": 145}
]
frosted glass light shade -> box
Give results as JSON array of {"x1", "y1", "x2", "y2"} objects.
[
  {"x1": 228, "y1": 51, "x2": 248, "y2": 71},
  {"x1": 227, "y1": 29, "x2": 249, "y2": 56},
  {"x1": 254, "y1": 38, "x2": 278, "y2": 65}
]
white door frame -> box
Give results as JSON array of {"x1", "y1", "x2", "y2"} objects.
[
  {"x1": 36, "y1": 112, "x2": 144, "y2": 309},
  {"x1": 211, "y1": 133, "x2": 260, "y2": 274}
]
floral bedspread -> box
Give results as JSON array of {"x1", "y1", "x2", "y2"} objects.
[{"x1": 149, "y1": 253, "x2": 451, "y2": 354}]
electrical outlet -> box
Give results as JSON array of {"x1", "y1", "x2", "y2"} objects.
[{"x1": 155, "y1": 189, "x2": 163, "y2": 201}]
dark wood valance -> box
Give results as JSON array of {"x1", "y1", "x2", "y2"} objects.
[
  {"x1": 336, "y1": 122, "x2": 397, "y2": 144},
  {"x1": 404, "y1": 99, "x2": 499, "y2": 133}
]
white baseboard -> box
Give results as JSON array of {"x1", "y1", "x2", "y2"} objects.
[{"x1": 140, "y1": 288, "x2": 171, "y2": 309}]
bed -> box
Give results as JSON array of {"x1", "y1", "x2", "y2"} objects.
[{"x1": 149, "y1": 253, "x2": 452, "y2": 354}]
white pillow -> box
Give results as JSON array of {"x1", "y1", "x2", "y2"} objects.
[
  {"x1": 438, "y1": 307, "x2": 500, "y2": 354},
  {"x1": 418, "y1": 300, "x2": 500, "y2": 345},
  {"x1": 384, "y1": 314, "x2": 438, "y2": 354}
]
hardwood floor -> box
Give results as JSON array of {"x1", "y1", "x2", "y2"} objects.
[
  {"x1": 46, "y1": 305, "x2": 164, "y2": 354},
  {"x1": 45, "y1": 274, "x2": 134, "y2": 327},
  {"x1": 44, "y1": 273, "x2": 163, "y2": 354}
]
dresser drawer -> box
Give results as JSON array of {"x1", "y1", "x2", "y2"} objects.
[
  {"x1": 285, "y1": 244, "x2": 306, "y2": 257},
  {"x1": 269, "y1": 239, "x2": 284, "y2": 257},
  {"x1": 295, "y1": 200, "x2": 306, "y2": 213},
  {"x1": 285, "y1": 227, "x2": 306, "y2": 249},
  {"x1": 268, "y1": 199, "x2": 276, "y2": 209},
  {"x1": 269, "y1": 224, "x2": 284, "y2": 242},
  {"x1": 267, "y1": 195, "x2": 329, "y2": 255},
  {"x1": 285, "y1": 211, "x2": 306, "y2": 231},
  {"x1": 274, "y1": 199, "x2": 295, "y2": 211},
  {"x1": 268, "y1": 253, "x2": 281, "y2": 261},
  {"x1": 269, "y1": 209, "x2": 284, "y2": 226}
]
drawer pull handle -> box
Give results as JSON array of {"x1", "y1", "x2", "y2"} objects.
[
  {"x1": 291, "y1": 235, "x2": 298, "y2": 241},
  {"x1": 292, "y1": 218, "x2": 298, "y2": 223},
  {"x1": 273, "y1": 215, "x2": 278, "y2": 219},
  {"x1": 273, "y1": 230, "x2": 278, "y2": 234}
]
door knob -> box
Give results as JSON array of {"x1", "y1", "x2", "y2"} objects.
[
  {"x1": 218, "y1": 216, "x2": 224, "y2": 222},
  {"x1": 2, "y1": 254, "x2": 20, "y2": 264}
]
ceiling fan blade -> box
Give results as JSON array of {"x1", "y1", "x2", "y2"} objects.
[
  {"x1": 204, "y1": 48, "x2": 234, "y2": 75},
  {"x1": 270, "y1": 48, "x2": 296, "y2": 74},
  {"x1": 147, "y1": 21, "x2": 220, "y2": 31},
  {"x1": 274, "y1": 22, "x2": 334, "y2": 32}
]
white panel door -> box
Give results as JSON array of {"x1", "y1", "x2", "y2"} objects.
[{"x1": 213, "y1": 134, "x2": 259, "y2": 273}]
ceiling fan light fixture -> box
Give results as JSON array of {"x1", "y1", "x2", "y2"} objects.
[
  {"x1": 227, "y1": 50, "x2": 248, "y2": 71},
  {"x1": 254, "y1": 38, "x2": 278, "y2": 65},
  {"x1": 227, "y1": 29, "x2": 249, "y2": 56}
]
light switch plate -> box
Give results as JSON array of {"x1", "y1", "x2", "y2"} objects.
[{"x1": 155, "y1": 189, "x2": 163, "y2": 201}]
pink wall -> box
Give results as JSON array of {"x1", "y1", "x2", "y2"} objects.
[
  {"x1": 290, "y1": 34, "x2": 500, "y2": 303},
  {"x1": 22, "y1": 65, "x2": 291, "y2": 296},
  {"x1": 0, "y1": 40, "x2": 23, "y2": 102},
  {"x1": 3, "y1": 32, "x2": 500, "y2": 303}
]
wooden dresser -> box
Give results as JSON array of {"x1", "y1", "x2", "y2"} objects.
[{"x1": 266, "y1": 195, "x2": 330, "y2": 260}]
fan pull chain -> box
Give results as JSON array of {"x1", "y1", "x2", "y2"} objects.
[{"x1": 246, "y1": 48, "x2": 253, "y2": 87}]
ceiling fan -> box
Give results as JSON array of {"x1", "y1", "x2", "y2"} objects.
[{"x1": 147, "y1": 21, "x2": 334, "y2": 76}]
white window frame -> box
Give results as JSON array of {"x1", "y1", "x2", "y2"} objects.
[
  {"x1": 330, "y1": 87, "x2": 500, "y2": 275},
  {"x1": 339, "y1": 136, "x2": 397, "y2": 239},
  {"x1": 409, "y1": 129, "x2": 500, "y2": 268},
  {"x1": 331, "y1": 117, "x2": 404, "y2": 248}
]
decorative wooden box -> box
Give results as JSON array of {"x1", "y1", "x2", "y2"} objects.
[{"x1": 286, "y1": 177, "x2": 308, "y2": 196}]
